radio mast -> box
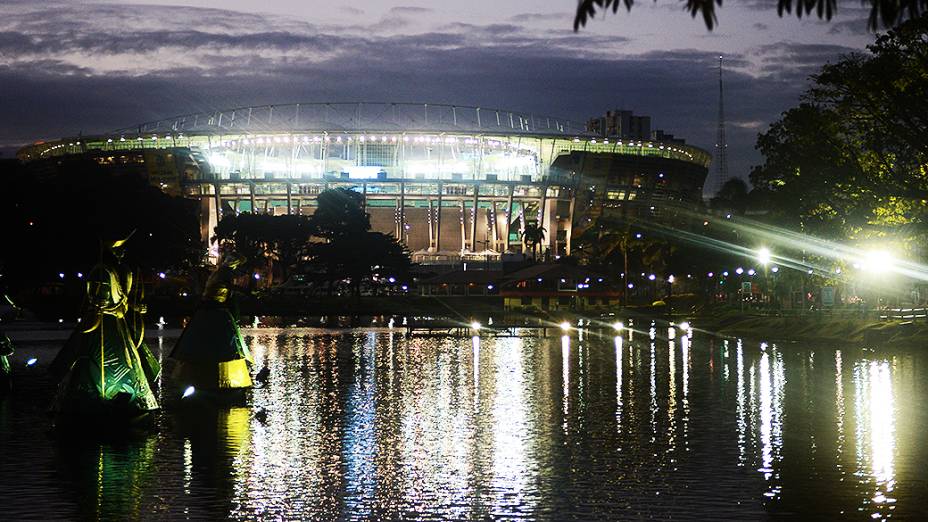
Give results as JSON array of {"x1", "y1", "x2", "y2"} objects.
[{"x1": 713, "y1": 55, "x2": 729, "y2": 197}]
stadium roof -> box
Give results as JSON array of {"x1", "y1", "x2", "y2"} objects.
[{"x1": 111, "y1": 102, "x2": 593, "y2": 137}]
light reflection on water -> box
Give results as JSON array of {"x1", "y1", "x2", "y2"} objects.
[{"x1": 0, "y1": 329, "x2": 926, "y2": 519}]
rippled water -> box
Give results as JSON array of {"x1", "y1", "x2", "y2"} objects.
[{"x1": 1, "y1": 325, "x2": 926, "y2": 520}]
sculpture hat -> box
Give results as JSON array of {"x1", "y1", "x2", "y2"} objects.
[{"x1": 101, "y1": 229, "x2": 136, "y2": 250}]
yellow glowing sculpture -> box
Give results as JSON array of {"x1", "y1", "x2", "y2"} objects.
[
  {"x1": 50, "y1": 233, "x2": 160, "y2": 420},
  {"x1": 171, "y1": 256, "x2": 253, "y2": 391},
  {"x1": 0, "y1": 331, "x2": 13, "y2": 394}
]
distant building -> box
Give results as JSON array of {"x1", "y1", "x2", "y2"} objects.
[
  {"x1": 586, "y1": 110, "x2": 651, "y2": 140},
  {"x1": 19, "y1": 102, "x2": 709, "y2": 265},
  {"x1": 650, "y1": 130, "x2": 686, "y2": 146}
]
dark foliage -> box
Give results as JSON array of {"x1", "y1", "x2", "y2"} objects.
[
  {"x1": 574, "y1": 0, "x2": 928, "y2": 31},
  {"x1": 0, "y1": 158, "x2": 200, "y2": 295}
]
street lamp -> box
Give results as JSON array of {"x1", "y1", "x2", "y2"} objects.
[
  {"x1": 757, "y1": 247, "x2": 772, "y2": 266},
  {"x1": 861, "y1": 249, "x2": 896, "y2": 310}
]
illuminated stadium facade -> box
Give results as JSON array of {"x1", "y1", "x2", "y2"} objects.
[{"x1": 18, "y1": 102, "x2": 711, "y2": 263}]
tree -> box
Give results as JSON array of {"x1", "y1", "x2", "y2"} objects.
[
  {"x1": 301, "y1": 188, "x2": 411, "y2": 297},
  {"x1": 574, "y1": 0, "x2": 928, "y2": 31},
  {"x1": 710, "y1": 178, "x2": 751, "y2": 216},
  {"x1": 751, "y1": 15, "x2": 928, "y2": 254},
  {"x1": 310, "y1": 188, "x2": 370, "y2": 240},
  {"x1": 306, "y1": 232, "x2": 411, "y2": 298},
  {"x1": 521, "y1": 222, "x2": 547, "y2": 260},
  {"x1": 0, "y1": 158, "x2": 200, "y2": 296},
  {"x1": 266, "y1": 215, "x2": 316, "y2": 281}
]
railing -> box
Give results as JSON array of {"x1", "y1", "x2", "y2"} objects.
[{"x1": 879, "y1": 307, "x2": 928, "y2": 321}]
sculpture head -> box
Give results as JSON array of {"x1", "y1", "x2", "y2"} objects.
[{"x1": 100, "y1": 229, "x2": 136, "y2": 262}]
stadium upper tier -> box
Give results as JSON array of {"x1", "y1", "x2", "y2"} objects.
[{"x1": 18, "y1": 102, "x2": 710, "y2": 184}]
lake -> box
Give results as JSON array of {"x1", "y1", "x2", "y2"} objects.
[{"x1": 0, "y1": 322, "x2": 925, "y2": 520}]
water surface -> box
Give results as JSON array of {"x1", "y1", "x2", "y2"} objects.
[{"x1": 1, "y1": 325, "x2": 925, "y2": 520}]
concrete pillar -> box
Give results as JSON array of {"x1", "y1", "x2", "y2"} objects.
[
  {"x1": 505, "y1": 184, "x2": 514, "y2": 253},
  {"x1": 565, "y1": 188, "x2": 576, "y2": 256},
  {"x1": 470, "y1": 183, "x2": 479, "y2": 251},
  {"x1": 491, "y1": 201, "x2": 499, "y2": 251},
  {"x1": 399, "y1": 181, "x2": 406, "y2": 244},
  {"x1": 436, "y1": 182, "x2": 443, "y2": 251},
  {"x1": 460, "y1": 199, "x2": 466, "y2": 253},
  {"x1": 538, "y1": 184, "x2": 549, "y2": 256},
  {"x1": 427, "y1": 198, "x2": 434, "y2": 251},
  {"x1": 286, "y1": 183, "x2": 292, "y2": 214},
  {"x1": 213, "y1": 184, "x2": 222, "y2": 224},
  {"x1": 249, "y1": 183, "x2": 257, "y2": 214}
]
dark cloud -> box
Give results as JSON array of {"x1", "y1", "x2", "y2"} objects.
[{"x1": 0, "y1": 2, "x2": 867, "y2": 180}]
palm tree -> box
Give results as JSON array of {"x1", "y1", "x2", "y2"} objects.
[{"x1": 521, "y1": 223, "x2": 547, "y2": 260}]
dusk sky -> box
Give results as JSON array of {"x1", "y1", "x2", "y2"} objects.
[{"x1": 1, "y1": 0, "x2": 877, "y2": 180}]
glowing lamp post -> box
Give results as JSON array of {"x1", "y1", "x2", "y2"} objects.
[{"x1": 861, "y1": 249, "x2": 896, "y2": 310}]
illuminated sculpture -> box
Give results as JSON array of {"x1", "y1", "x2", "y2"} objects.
[
  {"x1": 0, "y1": 331, "x2": 12, "y2": 394},
  {"x1": 171, "y1": 256, "x2": 253, "y2": 392},
  {"x1": 50, "y1": 233, "x2": 160, "y2": 420}
]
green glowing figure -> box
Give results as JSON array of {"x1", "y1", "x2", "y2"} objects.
[
  {"x1": 50, "y1": 233, "x2": 160, "y2": 420},
  {"x1": 0, "y1": 331, "x2": 13, "y2": 395},
  {"x1": 171, "y1": 256, "x2": 253, "y2": 391}
]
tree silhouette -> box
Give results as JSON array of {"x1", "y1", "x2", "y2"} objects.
[
  {"x1": 710, "y1": 178, "x2": 751, "y2": 216},
  {"x1": 750, "y1": 15, "x2": 928, "y2": 252},
  {"x1": 574, "y1": 0, "x2": 928, "y2": 31},
  {"x1": 0, "y1": 158, "x2": 199, "y2": 295},
  {"x1": 521, "y1": 222, "x2": 547, "y2": 260},
  {"x1": 310, "y1": 188, "x2": 370, "y2": 240},
  {"x1": 303, "y1": 188, "x2": 411, "y2": 297}
]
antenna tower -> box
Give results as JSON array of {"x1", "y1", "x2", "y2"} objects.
[{"x1": 713, "y1": 55, "x2": 729, "y2": 196}]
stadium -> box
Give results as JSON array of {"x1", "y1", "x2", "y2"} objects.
[{"x1": 18, "y1": 102, "x2": 711, "y2": 264}]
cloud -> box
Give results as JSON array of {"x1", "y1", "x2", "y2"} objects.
[
  {"x1": 752, "y1": 22, "x2": 769, "y2": 31},
  {"x1": 827, "y1": 17, "x2": 873, "y2": 35},
  {"x1": 0, "y1": 1, "x2": 870, "y2": 178},
  {"x1": 751, "y1": 42, "x2": 861, "y2": 81},
  {"x1": 509, "y1": 12, "x2": 572, "y2": 22},
  {"x1": 389, "y1": 6, "x2": 433, "y2": 15}
]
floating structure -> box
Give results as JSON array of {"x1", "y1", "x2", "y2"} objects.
[
  {"x1": 171, "y1": 258, "x2": 253, "y2": 393},
  {"x1": 49, "y1": 236, "x2": 160, "y2": 421},
  {"x1": 19, "y1": 102, "x2": 710, "y2": 264},
  {"x1": 0, "y1": 332, "x2": 13, "y2": 394}
]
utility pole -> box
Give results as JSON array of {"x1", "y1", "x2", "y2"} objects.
[{"x1": 713, "y1": 55, "x2": 729, "y2": 198}]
